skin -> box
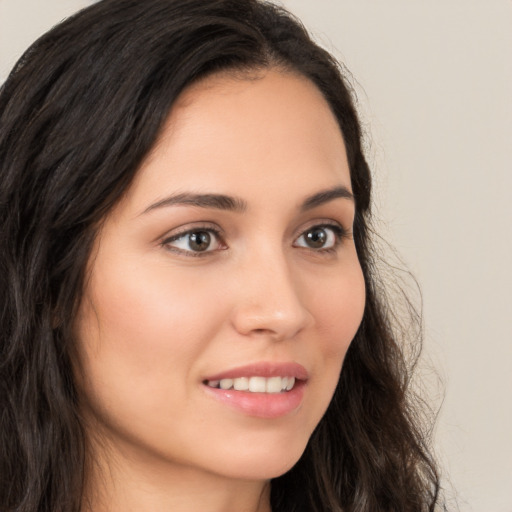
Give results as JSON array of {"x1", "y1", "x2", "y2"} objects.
[{"x1": 75, "y1": 69, "x2": 366, "y2": 512}]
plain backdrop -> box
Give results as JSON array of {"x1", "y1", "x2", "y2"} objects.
[{"x1": 1, "y1": 1, "x2": 511, "y2": 511}]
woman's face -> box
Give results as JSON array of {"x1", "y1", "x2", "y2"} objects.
[{"x1": 75, "y1": 69, "x2": 365, "y2": 483}]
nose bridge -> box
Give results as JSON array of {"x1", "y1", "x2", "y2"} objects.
[{"x1": 231, "y1": 240, "x2": 312, "y2": 339}]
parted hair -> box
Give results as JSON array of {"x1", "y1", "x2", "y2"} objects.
[{"x1": 0, "y1": 1, "x2": 442, "y2": 510}]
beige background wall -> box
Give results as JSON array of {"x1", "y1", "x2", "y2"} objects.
[{"x1": 1, "y1": 1, "x2": 511, "y2": 510}]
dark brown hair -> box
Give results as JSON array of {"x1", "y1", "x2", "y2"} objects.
[{"x1": 0, "y1": 0, "x2": 443, "y2": 510}]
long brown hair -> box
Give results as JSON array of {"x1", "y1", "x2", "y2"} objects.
[{"x1": 0, "y1": 1, "x2": 443, "y2": 510}]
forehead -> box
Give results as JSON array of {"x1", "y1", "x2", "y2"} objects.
[{"x1": 126, "y1": 69, "x2": 351, "y2": 210}]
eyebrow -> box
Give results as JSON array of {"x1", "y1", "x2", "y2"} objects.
[
  {"x1": 299, "y1": 186, "x2": 354, "y2": 211},
  {"x1": 142, "y1": 185, "x2": 354, "y2": 215},
  {"x1": 142, "y1": 192, "x2": 247, "y2": 214}
]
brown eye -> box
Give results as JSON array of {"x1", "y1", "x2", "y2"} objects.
[
  {"x1": 188, "y1": 231, "x2": 212, "y2": 251},
  {"x1": 304, "y1": 228, "x2": 328, "y2": 248},
  {"x1": 294, "y1": 225, "x2": 343, "y2": 250},
  {"x1": 164, "y1": 229, "x2": 223, "y2": 254}
]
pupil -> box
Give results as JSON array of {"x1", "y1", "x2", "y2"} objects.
[
  {"x1": 189, "y1": 231, "x2": 211, "y2": 251},
  {"x1": 306, "y1": 228, "x2": 327, "y2": 248}
]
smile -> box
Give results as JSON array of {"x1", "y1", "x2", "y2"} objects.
[
  {"x1": 205, "y1": 376, "x2": 296, "y2": 393},
  {"x1": 202, "y1": 362, "x2": 308, "y2": 417}
]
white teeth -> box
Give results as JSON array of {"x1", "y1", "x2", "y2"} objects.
[
  {"x1": 249, "y1": 376, "x2": 266, "y2": 392},
  {"x1": 219, "y1": 378, "x2": 233, "y2": 390},
  {"x1": 266, "y1": 376, "x2": 282, "y2": 393},
  {"x1": 207, "y1": 376, "x2": 296, "y2": 393},
  {"x1": 233, "y1": 377, "x2": 249, "y2": 391}
]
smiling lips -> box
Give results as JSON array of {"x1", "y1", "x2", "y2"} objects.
[
  {"x1": 206, "y1": 376, "x2": 296, "y2": 393},
  {"x1": 202, "y1": 362, "x2": 308, "y2": 418}
]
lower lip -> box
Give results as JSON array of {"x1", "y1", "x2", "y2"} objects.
[{"x1": 203, "y1": 381, "x2": 306, "y2": 419}]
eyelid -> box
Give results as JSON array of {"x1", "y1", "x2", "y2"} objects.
[
  {"x1": 293, "y1": 220, "x2": 351, "y2": 251},
  {"x1": 294, "y1": 219, "x2": 350, "y2": 239},
  {"x1": 160, "y1": 223, "x2": 226, "y2": 256},
  {"x1": 158, "y1": 219, "x2": 352, "y2": 257}
]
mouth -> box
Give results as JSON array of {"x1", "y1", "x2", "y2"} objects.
[
  {"x1": 204, "y1": 376, "x2": 296, "y2": 393},
  {"x1": 202, "y1": 362, "x2": 307, "y2": 418}
]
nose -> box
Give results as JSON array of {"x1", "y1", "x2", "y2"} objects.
[{"x1": 230, "y1": 250, "x2": 314, "y2": 341}]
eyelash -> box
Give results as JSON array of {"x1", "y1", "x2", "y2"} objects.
[
  {"x1": 294, "y1": 223, "x2": 348, "y2": 254},
  {"x1": 161, "y1": 222, "x2": 349, "y2": 257},
  {"x1": 161, "y1": 223, "x2": 226, "y2": 258}
]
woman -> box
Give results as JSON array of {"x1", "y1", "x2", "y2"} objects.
[{"x1": 0, "y1": 0, "x2": 443, "y2": 510}]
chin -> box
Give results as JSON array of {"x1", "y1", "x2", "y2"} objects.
[{"x1": 208, "y1": 438, "x2": 307, "y2": 482}]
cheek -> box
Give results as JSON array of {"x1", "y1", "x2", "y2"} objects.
[
  {"x1": 312, "y1": 260, "x2": 366, "y2": 358},
  {"x1": 73, "y1": 259, "x2": 236, "y2": 462},
  {"x1": 300, "y1": 257, "x2": 366, "y2": 418},
  {"x1": 74, "y1": 257, "x2": 229, "y2": 420},
  {"x1": 81, "y1": 259, "x2": 223, "y2": 361}
]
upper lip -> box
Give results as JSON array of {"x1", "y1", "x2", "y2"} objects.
[{"x1": 204, "y1": 362, "x2": 309, "y2": 382}]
